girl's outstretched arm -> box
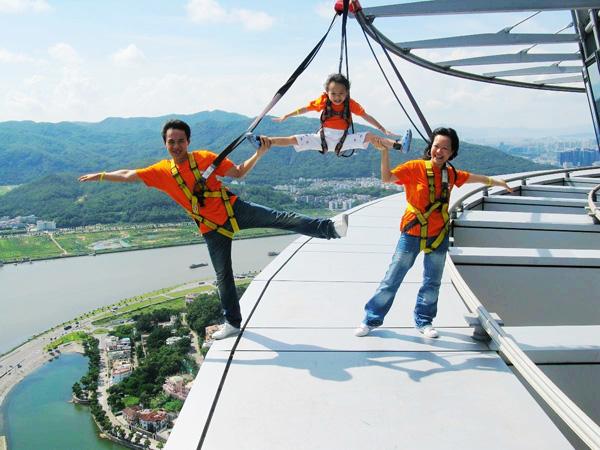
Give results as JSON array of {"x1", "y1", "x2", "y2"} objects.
[
  {"x1": 272, "y1": 106, "x2": 309, "y2": 122},
  {"x1": 361, "y1": 113, "x2": 397, "y2": 136}
]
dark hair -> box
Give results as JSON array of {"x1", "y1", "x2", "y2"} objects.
[
  {"x1": 161, "y1": 119, "x2": 191, "y2": 143},
  {"x1": 423, "y1": 127, "x2": 460, "y2": 160},
  {"x1": 324, "y1": 73, "x2": 350, "y2": 91}
]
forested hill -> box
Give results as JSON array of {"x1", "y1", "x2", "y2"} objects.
[
  {"x1": 0, "y1": 110, "x2": 557, "y2": 227},
  {"x1": 1, "y1": 110, "x2": 555, "y2": 185}
]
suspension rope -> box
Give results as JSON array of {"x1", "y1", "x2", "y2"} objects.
[
  {"x1": 201, "y1": 13, "x2": 340, "y2": 183},
  {"x1": 338, "y1": 0, "x2": 355, "y2": 158},
  {"x1": 355, "y1": 11, "x2": 432, "y2": 141}
]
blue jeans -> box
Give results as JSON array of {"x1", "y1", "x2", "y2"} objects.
[
  {"x1": 364, "y1": 232, "x2": 449, "y2": 329},
  {"x1": 204, "y1": 198, "x2": 338, "y2": 328}
]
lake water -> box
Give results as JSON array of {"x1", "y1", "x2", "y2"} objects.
[
  {"x1": 0, "y1": 235, "x2": 298, "y2": 354},
  {"x1": 0, "y1": 352, "x2": 124, "y2": 450}
]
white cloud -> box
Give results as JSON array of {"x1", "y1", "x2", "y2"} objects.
[
  {"x1": 0, "y1": 0, "x2": 51, "y2": 13},
  {"x1": 111, "y1": 44, "x2": 147, "y2": 68},
  {"x1": 49, "y1": 43, "x2": 82, "y2": 65},
  {"x1": 186, "y1": 0, "x2": 274, "y2": 31},
  {"x1": 23, "y1": 74, "x2": 44, "y2": 86},
  {"x1": 0, "y1": 48, "x2": 38, "y2": 63},
  {"x1": 315, "y1": 2, "x2": 334, "y2": 20}
]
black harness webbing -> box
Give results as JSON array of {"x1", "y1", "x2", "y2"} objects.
[
  {"x1": 199, "y1": 13, "x2": 340, "y2": 185},
  {"x1": 319, "y1": 96, "x2": 352, "y2": 156}
]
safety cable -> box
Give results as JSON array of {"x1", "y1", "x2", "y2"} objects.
[
  {"x1": 355, "y1": 10, "x2": 431, "y2": 142},
  {"x1": 338, "y1": 0, "x2": 355, "y2": 157},
  {"x1": 504, "y1": 10, "x2": 541, "y2": 33},
  {"x1": 200, "y1": 13, "x2": 340, "y2": 183}
]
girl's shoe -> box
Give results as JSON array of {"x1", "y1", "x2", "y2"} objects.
[
  {"x1": 393, "y1": 129, "x2": 412, "y2": 153},
  {"x1": 245, "y1": 132, "x2": 261, "y2": 150}
]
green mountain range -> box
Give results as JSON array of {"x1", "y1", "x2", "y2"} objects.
[{"x1": 0, "y1": 110, "x2": 557, "y2": 227}]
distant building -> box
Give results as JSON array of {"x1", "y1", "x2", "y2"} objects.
[
  {"x1": 166, "y1": 336, "x2": 182, "y2": 346},
  {"x1": 162, "y1": 375, "x2": 194, "y2": 401},
  {"x1": 138, "y1": 410, "x2": 169, "y2": 431},
  {"x1": 36, "y1": 220, "x2": 56, "y2": 231},
  {"x1": 112, "y1": 365, "x2": 132, "y2": 384},
  {"x1": 123, "y1": 406, "x2": 142, "y2": 425},
  {"x1": 185, "y1": 293, "x2": 200, "y2": 306}
]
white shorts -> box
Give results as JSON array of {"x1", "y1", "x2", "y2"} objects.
[{"x1": 293, "y1": 127, "x2": 369, "y2": 153}]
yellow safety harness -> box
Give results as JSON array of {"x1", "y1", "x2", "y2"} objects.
[
  {"x1": 171, "y1": 153, "x2": 239, "y2": 239},
  {"x1": 403, "y1": 160, "x2": 452, "y2": 253}
]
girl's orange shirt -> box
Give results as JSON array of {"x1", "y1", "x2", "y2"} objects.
[
  {"x1": 306, "y1": 93, "x2": 366, "y2": 130},
  {"x1": 392, "y1": 159, "x2": 470, "y2": 237},
  {"x1": 136, "y1": 150, "x2": 236, "y2": 234}
]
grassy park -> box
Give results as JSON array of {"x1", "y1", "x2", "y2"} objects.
[{"x1": 0, "y1": 223, "x2": 292, "y2": 263}]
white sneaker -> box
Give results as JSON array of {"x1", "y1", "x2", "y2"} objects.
[
  {"x1": 333, "y1": 213, "x2": 349, "y2": 238},
  {"x1": 212, "y1": 323, "x2": 240, "y2": 340},
  {"x1": 354, "y1": 323, "x2": 372, "y2": 337},
  {"x1": 417, "y1": 325, "x2": 439, "y2": 338}
]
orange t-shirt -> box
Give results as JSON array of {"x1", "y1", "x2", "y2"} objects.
[
  {"x1": 136, "y1": 151, "x2": 236, "y2": 234},
  {"x1": 306, "y1": 93, "x2": 365, "y2": 130},
  {"x1": 392, "y1": 159, "x2": 470, "y2": 237}
]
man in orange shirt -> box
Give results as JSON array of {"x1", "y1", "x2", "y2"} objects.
[
  {"x1": 79, "y1": 119, "x2": 348, "y2": 340},
  {"x1": 355, "y1": 127, "x2": 513, "y2": 338},
  {"x1": 246, "y1": 73, "x2": 412, "y2": 156}
]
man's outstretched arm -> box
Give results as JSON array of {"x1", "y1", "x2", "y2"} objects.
[
  {"x1": 78, "y1": 169, "x2": 141, "y2": 183},
  {"x1": 224, "y1": 137, "x2": 272, "y2": 179}
]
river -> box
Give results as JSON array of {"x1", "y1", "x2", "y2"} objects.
[
  {"x1": 0, "y1": 352, "x2": 124, "y2": 450},
  {"x1": 0, "y1": 234, "x2": 298, "y2": 355}
]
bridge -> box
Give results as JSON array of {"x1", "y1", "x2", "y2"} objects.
[{"x1": 166, "y1": 166, "x2": 600, "y2": 449}]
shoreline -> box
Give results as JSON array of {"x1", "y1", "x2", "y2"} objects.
[{"x1": 0, "y1": 341, "x2": 84, "y2": 410}]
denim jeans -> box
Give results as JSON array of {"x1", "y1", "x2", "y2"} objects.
[
  {"x1": 363, "y1": 232, "x2": 449, "y2": 329},
  {"x1": 203, "y1": 198, "x2": 338, "y2": 328}
]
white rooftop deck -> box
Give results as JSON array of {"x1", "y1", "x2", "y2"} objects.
[{"x1": 165, "y1": 180, "x2": 589, "y2": 449}]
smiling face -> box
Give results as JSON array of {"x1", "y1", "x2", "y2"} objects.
[
  {"x1": 326, "y1": 81, "x2": 349, "y2": 105},
  {"x1": 164, "y1": 128, "x2": 190, "y2": 164},
  {"x1": 429, "y1": 134, "x2": 453, "y2": 168}
]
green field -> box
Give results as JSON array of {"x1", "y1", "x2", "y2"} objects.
[
  {"x1": 0, "y1": 234, "x2": 63, "y2": 260},
  {"x1": 0, "y1": 223, "x2": 293, "y2": 263}
]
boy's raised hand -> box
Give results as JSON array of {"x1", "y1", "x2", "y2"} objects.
[{"x1": 271, "y1": 116, "x2": 286, "y2": 122}]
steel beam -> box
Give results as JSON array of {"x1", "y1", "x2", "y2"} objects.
[
  {"x1": 437, "y1": 52, "x2": 581, "y2": 67},
  {"x1": 354, "y1": 11, "x2": 585, "y2": 92},
  {"x1": 396, "y1": 33, "x2": 579, "y2": 50},
  {"x1": 532, "y1": 75, "x2": 583, "y2": 84},
  {"x1": 484, "y1": 65, "x2": 581, "y2": 76},
  {"x1": 362, "y1": 0, "x2": 600, "y2": 18}
]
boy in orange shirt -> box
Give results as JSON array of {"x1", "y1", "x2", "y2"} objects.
[
  {"x1": 79, "y1": 119, "x2": 348, "y2": 340},
  {"x1": 355, "y1": 127, "x2": 513, "y2": 338},
  {"x1": 246, "y1": 73, "x2": 412, "y2": 156}
]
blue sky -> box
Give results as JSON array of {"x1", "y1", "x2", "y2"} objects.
[{"x1": 0, "y1": 0, "x2": 593, "y2": 134}]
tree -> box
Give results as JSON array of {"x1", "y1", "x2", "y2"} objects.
[
  {"x1": 144, "y1": 438, "x2": 151, "y2": 449},
  {"x1": 72, "y1": 381, "x2": 83, "y2": 399}
]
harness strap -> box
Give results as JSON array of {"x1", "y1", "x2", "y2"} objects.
[
  {"x1": 319, "y1": 97, "x2": 352, "y2": 156},
  {"x1": 402, "y1": 161, "x2": 451, "y2": 253},
  {"x1": 170, "y1": 154, "x2": 240, "y2": 239}
]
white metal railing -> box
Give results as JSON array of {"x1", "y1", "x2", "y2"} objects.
[
  {"x1": 588, "y1": 184, "x2": 600, "y2": 223},
  {"x1": 447, "y1": 166, "x2": 600, "y2": 450}
]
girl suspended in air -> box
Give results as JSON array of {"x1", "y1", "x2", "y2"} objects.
[{"x1": 246, "y1": 73, "x2": 412, "y2": 156}]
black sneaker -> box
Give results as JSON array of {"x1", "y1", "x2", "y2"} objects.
[
  {"x1": 393, "y1": 129, "x2": 412, "y2": 153},
  {"x1": 245, "y1": 132, "x2": 261, "y2": 150}
]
